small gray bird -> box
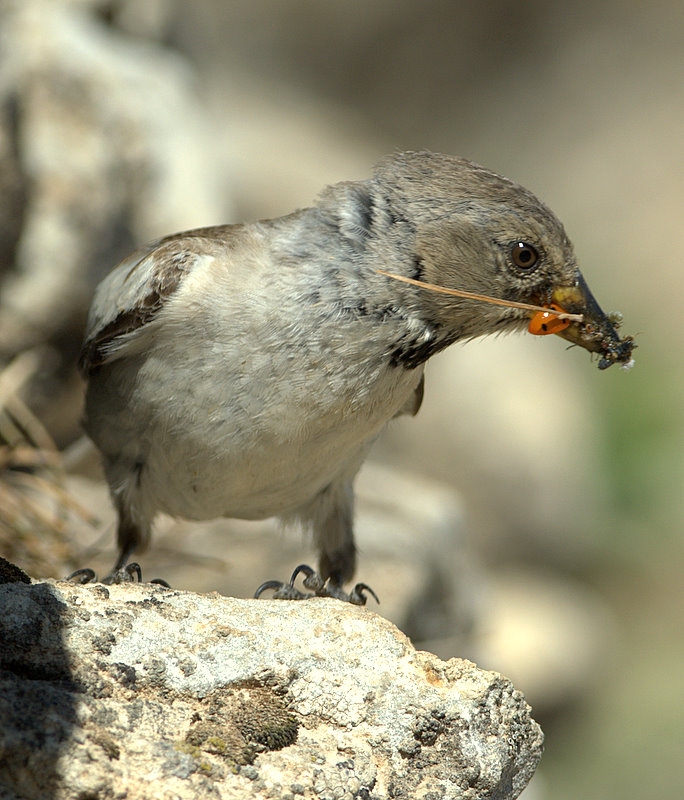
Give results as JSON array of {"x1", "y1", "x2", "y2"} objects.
[{"x1": 78, "y1": 151, "x2": 633, "y2": 600}]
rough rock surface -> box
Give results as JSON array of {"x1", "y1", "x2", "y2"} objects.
[{"x1": 0, "y1": 576, "x2": 543, "y2": 800}]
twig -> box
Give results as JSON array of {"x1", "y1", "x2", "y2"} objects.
[{"x1": 376, "y1": 270, "x2": 584, "y2": 321}]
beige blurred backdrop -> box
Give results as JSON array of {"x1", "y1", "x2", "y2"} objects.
[{"x1": 1, "y1": 2, "x2": 682, "y2": 798}]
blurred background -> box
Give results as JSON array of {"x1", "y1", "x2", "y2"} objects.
[{"x1": 0, "y1": 1, "x2": 682, "y2": 798}]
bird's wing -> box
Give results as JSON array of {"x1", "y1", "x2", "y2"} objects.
[{"x1": 79, "y1": 225, "x2": 236, "y2": 374}]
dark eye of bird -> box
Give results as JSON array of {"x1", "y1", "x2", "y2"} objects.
[{"x1": 511, "y1": 241, "x2": 540, "y2": 270}]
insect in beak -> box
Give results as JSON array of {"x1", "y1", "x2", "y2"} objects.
[{"x1": 528, "y1": 304, "x2": 572, "y2": 336}]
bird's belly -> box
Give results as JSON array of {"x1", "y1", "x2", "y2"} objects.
[
  {"x1": 136, "y1": 360, "x2": 420, "y2": 522},
  {"x1": 147, "y1": 431, "x2": 360, "y2": 521}
]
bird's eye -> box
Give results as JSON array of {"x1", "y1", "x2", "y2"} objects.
[{"x1": 510, "y1": 241, "x2": 540, "y2": 270}]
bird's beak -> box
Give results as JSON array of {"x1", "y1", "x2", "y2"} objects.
[{"x1": 546, "y1": 274, "x2": 635, "y2": 370}]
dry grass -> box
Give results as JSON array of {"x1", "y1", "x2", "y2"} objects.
[{"x1": 0, "y1": 349, "x2": 98, "y2": 578}]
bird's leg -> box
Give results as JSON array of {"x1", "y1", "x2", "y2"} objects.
[
  {"x1": 65, "y1": 545, "x2": 143, "y2": 585},
  {"x1": 254, "y1": 480, "x2": 378, "y2": 605},
  {"x1": 66, "y1": 500, "x2": 170, "y2": 586}
]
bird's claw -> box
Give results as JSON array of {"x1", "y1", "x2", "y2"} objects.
[
  {"x1": 254, "y1": 563, "x2": 379, "y2": 606},
  {"x1": 65, "y1": 563, "x2": 170, "y2": 587},
  {"x1": 66, "y1": 567, "x2": 98, "y2": 584}
]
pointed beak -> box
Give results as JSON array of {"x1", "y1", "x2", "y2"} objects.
[{"x1": 546, "y1": 274, "x2": 635, "y2": 370}]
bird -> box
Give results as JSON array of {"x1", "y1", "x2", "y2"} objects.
[{"x1": 77, "y1": 150, "x2": 634, "y2": 600}]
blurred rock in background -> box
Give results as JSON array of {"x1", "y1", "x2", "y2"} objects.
[
  {"x1": 1, "y1": 2, "x2": 682, "y2": 799},
  {"x1": 0, "y1": 0, "x2": 227, "y2": 360}
]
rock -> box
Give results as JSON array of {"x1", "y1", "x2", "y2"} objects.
[
  {"x1": 0, "y1": 577, "x2": 543, "y2": 800},
  {"x1": 0, "y1": 0, "x2": 227, "y2": 358}
]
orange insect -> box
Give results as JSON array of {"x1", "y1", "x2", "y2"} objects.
[{"x1": 528, "y1": 304, "x2": 571, "y2": 336}]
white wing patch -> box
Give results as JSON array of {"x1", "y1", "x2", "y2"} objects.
[{"x1": 80, "y1": 235, "x2": 210, "y2": 372}]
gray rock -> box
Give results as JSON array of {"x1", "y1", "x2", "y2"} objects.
[
  {"x1": 0, "y1": 578, "x2": 542, "y2": 800},
  {"x1": 0, "y1": 0, "x2": 226, "y2": 358}
]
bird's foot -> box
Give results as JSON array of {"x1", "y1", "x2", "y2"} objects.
[
  {"x1": 254, "y1": 563, "x2": 378, "y2": 606},
  {"x1": 66, "y1": 563, "x2": 171, "y2": 587}
]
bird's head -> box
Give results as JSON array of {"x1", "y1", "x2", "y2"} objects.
[{"x1": 373, "y1": 151, "x2": 635, "y2": 370}]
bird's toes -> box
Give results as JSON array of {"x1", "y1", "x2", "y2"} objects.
[
  {"x1": 346, "y1": 582, "x2": 380, "y2": 606},
  {"x1": 66, "y1": 562, "x2": 171, "y2": 587},
  {"x1": 254, "y1": 563, "x2": 379, "y2": 605},
  {"x1": 65, "y1": 567, "x2": 98, "y2": 584},
  {"x1": 253, "y1": 578, "x2": 313, "y2": 601},
  {"x1": 101, "y1": 562, "x2": 143, "y2": 584}
]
